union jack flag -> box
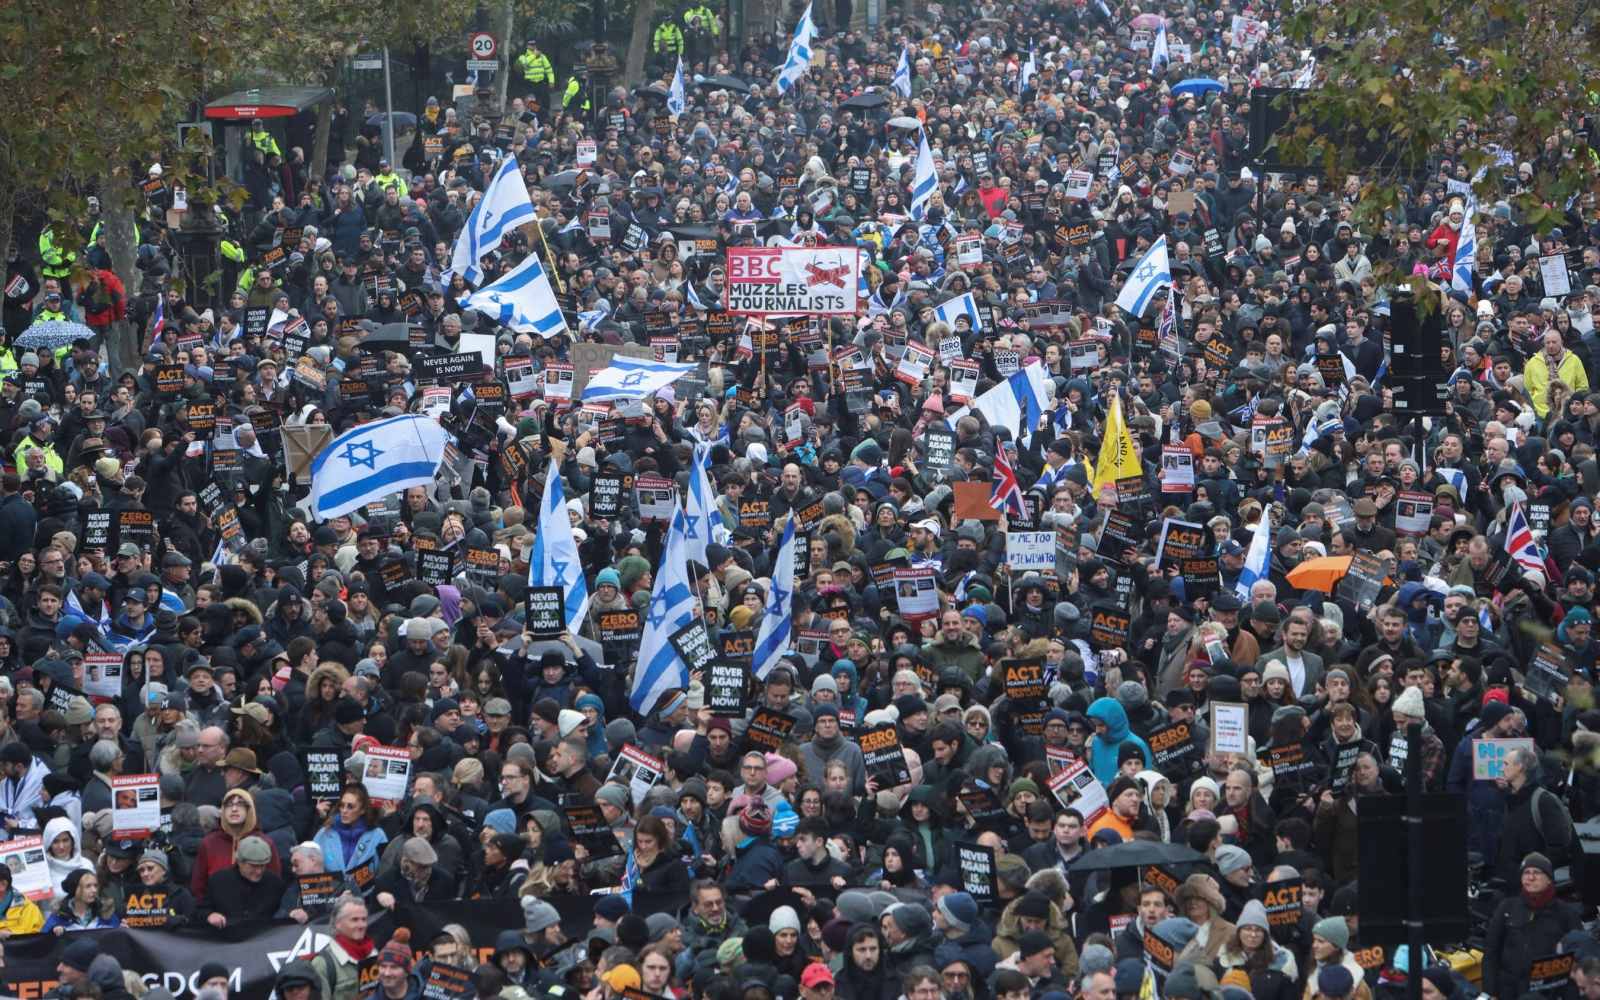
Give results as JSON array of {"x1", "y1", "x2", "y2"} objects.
[
  {"x1": 1505, "y1": 501, "x2": 1546, "y2": 576},
  {"x1": 991, "y1": 443, "x2": 1027, "y2": 518},
  {"x1": 150, "y1": 298, "x2": 166, "y2": 342}
]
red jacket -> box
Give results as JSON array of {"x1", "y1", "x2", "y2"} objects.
[
  {"x1": 1425, "y1": 223, "x2": 1461, "y2": 269},
  {"x1": 77, "y1": 270, "x2": 126, "y2": 329},
  {"x1": 189, "y1": 826, "x2": 283, "y2": 903}
]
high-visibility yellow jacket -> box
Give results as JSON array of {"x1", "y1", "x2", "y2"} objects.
[{"x1": 519, "y1": 49, "x2": 556, "y2": 84}]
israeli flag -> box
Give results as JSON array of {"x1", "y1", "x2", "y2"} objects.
[
  {"x1": 458, "y1": 252, "x2": 569, "y2": 336},
  {"x1": 685, "y1": 444, "x2": 725, "y2": 570},
  {"x1": 448, "y1": 155, "x2": 535, "y2": 287},
  {"x1": 630, "y1": 507, "x2": 698, "y2": 714},
  {"x1": 1296, "y1": 412, "x2": 1343, "y2": 457},
  {"x1": 581, "y1": 356, "x2": 697, "y2": 403},
  {"x1": 1233, "y1": 524, "x2": 1271, "y2": 601},
  {"x1": 892, "y1": 47, "x2": 913, "y2": 99},
  {"x1": 1113, "y1": 235, "x2": 1172, "y2": 318},
  {"x1": 1439, "y1": 467, "x2": 1468, "y2": 496},
  {"x1": 947, "y1": 361, "x2": 1050, "y2": 441},
  {"x1": 578, "y1": 307, "x2": 609, "y2": 332},
  {"x1": 685, "y1": 281, "x2": 708, "y2": 312},
  {"x1": 527, "y1": 461, "x2": 591, "y2": 630},
  {"x1": 668, "y1": 57, "x2": 688, "y2": 117},
  {"x1": 1019, "y1": 48, "x2": 1037, "y2": 96},
  {"x1": 752, "y1": 514, "x2": 797, "y2": 681},
  {"x1": 934, "y1": 291, "x2": 983, "y2": 332},
  {"x1": 1452, "y1": 211, "x2": 1477, "y2": 294},
  {"x1": 775, "y1": 2, "x2": 816, "y2": 95},
  {"x1": 1151, "y1": 24, "x2": 1169, "y2": 72},
  {"x1": 309, "y1": 415, "x2": 450, "y2": 519},
  {"x1": 910, "y1": 131, "x2": 938, "y2": 221}
]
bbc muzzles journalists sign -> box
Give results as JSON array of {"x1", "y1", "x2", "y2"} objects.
[{"x1": 724, "y1": 246, "x2": 860, "y2": 315}]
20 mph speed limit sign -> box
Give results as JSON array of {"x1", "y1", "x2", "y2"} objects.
[{"x1": 469, "y1": 32, "x2": 497, "y2": 59}]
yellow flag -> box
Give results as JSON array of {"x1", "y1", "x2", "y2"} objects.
[{"x1": 1091, "y1": 394, "x2": 1142, "y2": 499}]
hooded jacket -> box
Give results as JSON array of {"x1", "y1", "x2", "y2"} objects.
[
  {"x1": 1085, "y1": 698, "x2": 1152, "y2": 784},
  {"x1": 190, "y1": 788, "x2": 283, "y2": 903},
  {"x1": 42, "y1": 816, "x2": 94, "y2": 903}
]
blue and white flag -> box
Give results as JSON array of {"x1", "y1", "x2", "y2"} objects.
[
  {"x1": 892, "y1": 47, "x2": 913, "y2": 99},
  {"x1": 1019, "y1": 48, "x2": 1037, "y2": 96},
  {"x1": 630, "y1": 508, "x2": 698, "y2": 714},
  {"x1": 684, "y1": 443, "x2": 722, "y2": 569},
  {"x1": 458, "y1": 252, "x2": 569, "y2": 336},
  {"x1": 668, "y1": 56, "x2": 688, "y2": 117},
  {"x1": 685, "y1": 281, "x2": 708, "y2": 312},
  {"x1": 448, "y1": 155, "x2": 535, "y2": 287},
  {"x1": 309, "y1": 415, "x2": 450, "y2": 519},
  {"x1": 581, "y1": 356, "x2": 697, "y2": 403},
  {"x1": 1113, "y1": 235, "x2": 1172, "y2": 318},
  {"x1": 1234, "y1": 524, "x2": 1271, "y2": 600},
  {"x1": 775, "y1": 3, "x2": 816, "y2": 95},
  {"x1": 934, "y1": 291, "x2": 983, "y2": 332},
  {"x1": 1151, "y1": 24, "x2": 1169, "y2": 72},
  {"x1": 578, "y1": 307, "x2": 609, "y2": 332},
  {"x1": 527, "y1": 461, "x2": 591, "y2": 631},
  {"x1": 1296, "y1": 411, "x2": 1343, "y2": 457},
  {"x1": 910, "y1": 131, "x2": 938, "y2": 221},
  {"x1": 1452, "y1": 210, "x2": 1477, "y2": 294},
  {"x1": 947, "y1": 361, "x2": 1049, "y2": 441},
  {"x1": 751, "y1": 514, "x2": 797, "y2": 681}
]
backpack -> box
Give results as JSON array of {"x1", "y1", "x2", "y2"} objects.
[{"x1": 1531, "y1": 786, "x2": 1576, "y2": 864}]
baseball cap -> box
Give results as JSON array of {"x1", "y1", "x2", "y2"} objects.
[{"x1": 801, "y1": 965, "x2": 835, "y2": 989}]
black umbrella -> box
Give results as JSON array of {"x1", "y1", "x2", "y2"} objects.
[
  {"x1": 542, "y1": 170, "x2": 582, "y2": 190},
  {"x1": 635, "y1": 83, "x2": 670, "y2": 102},
  {"x1": 1068, "y1": 840, "x2": 1206, "y2": 872},
  {"x1": 698, "y1": 74, "x2": 752, "y2": 93},
  {"x1": 358, "y1": 323, "x2": 424, "y2": 354},
  {"x1": 840, "y1": 91, "x2": 890, "y2": 110}
]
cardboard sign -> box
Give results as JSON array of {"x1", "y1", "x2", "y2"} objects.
[
  {"x1": 1147, "y1": 720, "x2": 1202, "y2": 778},
  {"x1": 668, "y1": 620, "x2": 718, "y2": 673},
  {"x1": 892, "y1": 566, "x2": 940, "y2": 618},
  {"x1": 417, "y1": 352, "x2": 485, "y2": 384},
  {"x1": 1210, "y1": 702, "x2": 1249, "y2": 754},
  {"x1": 1258, "y1": 741, "x2": 1318, "y2": 782},
  {"x1": 1394, "y1": 491, "x2": 1434, "y2": 535},
  {"x1": 361, "y1": 745, "x2": 412, "y2": 801},
  {"x1": 607, "y1": 744, "x2": 664, "y2": 807},
  {"x1": 83, "y1": 652, "x2": 124, "y2": 698},
  {"x1": 155, "y1": 364, "x2": 186, "y2": 396},
  {"x1": 590, "y1": 472, "x2": 629, "y2": 519},
  {"x1": 297, "y1": 871, "x2": 344, "y2": 910},
  {"x1": 745, "y1": 709, "x2": 796, "y2": 752},
  {"x1": 860, "y1": 725, "x2": 912, "y2": 786},
  {"x1": 635, "y1": 474, "x2": 677, "y2": 522},
  {"x1": 302, "y1": 750, "x2": 344, "y2": 801},
  {"x1": 1140, "y1": 865, "x2": 1182, "y2": 901},
  {"x1": 0, "y1": 835, "x2": 52, "y2": 901},
  {"x1": 1089, "y1": 606, "x2": 1131, "y2": 650},
  {"x1": 1047, "y1": 758, "x2": 1108, "y2": 823},
  {"x1": 423, "y1": 964, "x2": 476, "y2": 1000},
  {"x1": 1263, "y1": 879, "x2": 1304, "y2": 929},
  {"x1": 1529, "y1": 955, "x2": 1576, "y2": 993},
  {"x1": 718, "y1": 629, "x2": 755, "y2": 668},
  {"x1": 707, "y1": 660, "x2": 747, "y2": 716},
  {"x1": 1006, "y1": 531, "x2": 1056, "y2": 573},
  {"x1": 948, "y1": 359, "x2": 980, "y2": 403},
  {"x1": 959, "y1": 786, "x2": 1006, "y2": 830},
  {"x1": 1526, "y1": 643, "x2": 1570, "y2": 703},
  {"x1": 1144, "y1": 925, "x2": 1176, "y2": 973},
  {"x1": 953, "y1": 480, "x2": 1001, "y2": 521},
  {"x1": 956, "y1": 841, "x2": 997, "y2": 902},
  {"x1": 564, "y1": 803, "x2": 623, "y2": 859},
  {"x1": 111, "y1": 773, "x2": 161, "y2": 837},
  {"x1": 738, "y1": 498, "x2": 772, "y2": 532},
  {"x1": 1337, "y1": 551, "x2": 1386, "y2": 611},
  {"x1": 525, "y1": 586, "x2": 566, "y2": 639},
  {"x1": 1473, "y1": 737, "x2": 1536, "y2": 781}
]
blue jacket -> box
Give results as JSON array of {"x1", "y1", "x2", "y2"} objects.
[
  {"x1": 1086, "y1": 698, "x2": 1152, "y2": 785},
  {"x1": 314, "y1": 822, "x2": 389, "y2": 874},
  {"x1": 724, "y1": 836, "x2": 785, "y2": 893}
]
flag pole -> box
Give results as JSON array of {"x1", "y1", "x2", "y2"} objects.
[{"x1": 534, "y1": 216, "x2": 566, "y2": 296}]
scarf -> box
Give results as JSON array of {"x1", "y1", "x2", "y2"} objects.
[
  {"x1": 334, "y1": 818, "x2": 368, "y2": 864},
  {"x1": 1524, "y1": 884, "x2": 1556, "y2": 910},
  {"x1": 337, "y1": 934, "x2": 375, "y2": 961}
]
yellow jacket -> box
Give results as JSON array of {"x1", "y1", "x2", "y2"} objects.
[
  {"x1": 1523, "y1": 348, "x2": 1590, "y2": 418},
  {"x1": 14, "y1": 436, "x2": 63, "y2": 476},
  {"x1": 0, "y1": 892, "x2": 43, "y2": 935}
]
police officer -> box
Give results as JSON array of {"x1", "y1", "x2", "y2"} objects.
[{"x1": 518, "y1": 40, "x2": 556, "y2": 113}]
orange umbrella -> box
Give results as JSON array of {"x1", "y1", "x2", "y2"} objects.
[{"x1": 1285, "y1": 555, "x2": 1354, "y2": 593}]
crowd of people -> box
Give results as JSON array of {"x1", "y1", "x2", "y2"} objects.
[{"x1": 3, "y1": 0, "x2": 1600, "y2": 1000}]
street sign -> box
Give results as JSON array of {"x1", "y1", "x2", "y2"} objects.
[
  {"x1": 467, "y1": 60, "x2": 500, "y2": 72},
  {"x1": 469, "y1": 32, "x2": 497, "y2": 59},
  {"x1": 353, "y1": 55, "x2": 384, "y2": 70}
]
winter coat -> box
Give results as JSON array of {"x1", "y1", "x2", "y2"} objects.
[
  {"x1": 1483, "y1": 894, "x2": 1582, "y2": 1000},
  {"x1": 314, "y1": 820, "x2": 389, "y2": 875},
  {"x1": 991, "y1": 891, "x2": 1080, "y2": 981},
  {"x1": 1085, "y1": 698, "x2": 1152, "y2": 784}
]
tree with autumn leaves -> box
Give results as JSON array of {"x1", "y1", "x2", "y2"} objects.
[{"x1": 1278, "y1": 0, "x2": 1600, "y2": 292}]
